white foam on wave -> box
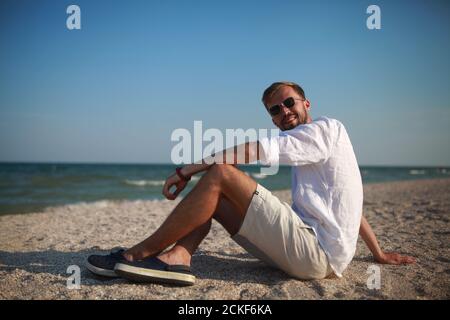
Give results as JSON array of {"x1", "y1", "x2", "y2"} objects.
[
  {"x1": 94, "y1": 200, "x2": 112, "y2": 208},
  {"x1": 251, "y1": 173, "x2": 267, "y2": 179},
  {"x1": 242, "y1": 172, "x2": 266, "y2": 179},
  {"x1": 409, "y1": 170, "x2": 426, "y2": 175},
  {"x1": 124, "y1": 179, "x2": 165, "y2": 186},
  {"x1": 125, "y1": 175, "x2": 200, "y2": 187}
]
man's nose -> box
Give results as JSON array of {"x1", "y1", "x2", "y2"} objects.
[{"x1": 280, "y1": 104, "x2": 291, "y2": 115}]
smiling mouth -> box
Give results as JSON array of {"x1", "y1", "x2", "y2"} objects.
[{"x1": 283, "y1": 115, "x2": 297, "y2": 124}]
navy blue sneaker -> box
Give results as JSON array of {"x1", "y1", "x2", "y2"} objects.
[
  {"x1": 114, "y1": 256, "x2": 195, "y2": 286},
  {"x1": 86, "y1": 248, "x2": 127, "y2": 277}
]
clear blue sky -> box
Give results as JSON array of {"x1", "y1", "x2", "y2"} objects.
[{"x1": 1, "y1": 0, "x2": 449, "y2": 166}]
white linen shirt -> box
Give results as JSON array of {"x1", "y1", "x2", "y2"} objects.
[{"x1": 258, "y1": 116, "x2": 363, "y2": 277}]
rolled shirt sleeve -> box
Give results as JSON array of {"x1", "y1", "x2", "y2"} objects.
[{"x1": 258, "y1": 135, "x2": 279, "y2": 165}]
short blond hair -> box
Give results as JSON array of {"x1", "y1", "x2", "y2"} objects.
[{"x1": 262, "y1": 81, "x2": 306, "y2": 107}]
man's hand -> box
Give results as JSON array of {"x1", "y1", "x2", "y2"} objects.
[
  {"x1": 360, "y1": 215, "x2": 416, "y2": 265},
  {"x1": 162, "y1": 173, "x2": 188, "y2": 200},
  {"x1": 375, "y1": 252, "x2": 416, "y2": 265}
]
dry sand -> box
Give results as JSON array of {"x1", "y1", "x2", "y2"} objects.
[{"x1": 1, "y1": 178, "x2": 449, "y2": 300}]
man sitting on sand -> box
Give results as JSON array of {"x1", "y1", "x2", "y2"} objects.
[{"x1": 87, "y1": 81, "x2": 415, "y2": 285}]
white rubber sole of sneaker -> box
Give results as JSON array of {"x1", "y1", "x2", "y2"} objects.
[
  {"x1": 86, "y1": 261, "x2": 119, "y2": 278},
  {"x1": 114, "y1": 263, "x2": 195, "y2": 286}
]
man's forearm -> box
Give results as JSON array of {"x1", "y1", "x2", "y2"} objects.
[
  {"x1": 359, "y1": 215, "x2": 384, "y2": 260},
  {"x1": 180, "y1": 141, "x2": 260, "y2": 177}
]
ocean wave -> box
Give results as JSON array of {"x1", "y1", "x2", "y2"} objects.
[
  {"x1": 124, "y1": 179, "x2": 165, "y2": 187},
  {"x1": 125, "y1": 175, "x2": 200, "y2": 187},
  {"x1": 242, "y1": 172, "x2": 267, "y2": 179},
  {"x1": 409, "y1": 170, "x2": 426, "y2": 175},
  {"x1": 251, "y1": 173, "x2": 267, "y2": 179}
]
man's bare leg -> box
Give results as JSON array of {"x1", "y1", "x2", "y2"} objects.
[
  {"x1": 123, "y1": 164, "x2": 256, "y2": 262},
  {"x1": 157, "y1": 196, "x2": 245, "y2": 266}
]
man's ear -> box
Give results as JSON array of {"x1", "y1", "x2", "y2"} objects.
[{"x1": 304, "y1": 99, "x2": 311, "y2": 110}]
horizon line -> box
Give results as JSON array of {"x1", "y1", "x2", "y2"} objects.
[{"x1": 0, "y1": 161, "x2": 449, "y2": 168}]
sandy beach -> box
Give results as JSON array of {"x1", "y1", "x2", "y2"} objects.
[{"x1": 0, "y1": 178, "x2": 449, "y2": 300}]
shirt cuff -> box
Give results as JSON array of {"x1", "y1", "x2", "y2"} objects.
[{"x1": 258, "y1": 136, "x2": 279, "y2": 165}]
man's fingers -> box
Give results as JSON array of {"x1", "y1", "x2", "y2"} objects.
[
  {"x1": 171, "y1": 185, "x2": 180, "y2": 197},
  {"x1": 173, "y1": 182, "x2": 186, "y2": 198},
  {"x1": 381, "y1": 252, "x2": 416, "y2": 265},
  {"x1": 162, "y1": 181, "x2": 171, "y2": 198},
  {"x1": 395, "y1": 254, "x2": 415, "y2": 264},
  {"x1": 162, "y1": 175, "x2": 187, "y2": 200},
  {"x1": 391, "y1": 253, "x2": 416, "y2": 265},
  {"x1": 162, "y1": 181, "x2": 176, "y2": 200},
  {"x1": 402, "y1": 255, "x2": 416, "y2": 264},
  {"x1": 162, "y1": 182, "x2": 169, "y2": 198}
]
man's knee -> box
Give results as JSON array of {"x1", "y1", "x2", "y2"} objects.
[{"x1": 207, "y1": 164, "x2": 236, "y2": 179}]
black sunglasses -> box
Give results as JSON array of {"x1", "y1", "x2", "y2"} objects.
[{"x1": 268, "y1": 97, "x2": 303, "y2": 116}]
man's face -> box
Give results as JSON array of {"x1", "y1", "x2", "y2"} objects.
[{"x1": 265, "y1": 86, "x2": 311, "y2": 131}]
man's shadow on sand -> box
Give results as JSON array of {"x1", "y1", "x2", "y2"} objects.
[{"x1": 0, "y1": 248, "x2": 290, "y2": 287}]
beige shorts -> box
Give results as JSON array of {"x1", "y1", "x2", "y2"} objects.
[{"x1": 232, "y1": 184, "x2": 333, "y2": 280}]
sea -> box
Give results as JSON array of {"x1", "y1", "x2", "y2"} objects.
[{"x1": 0, "y1": 162, "x2": 449, "y2": 215}]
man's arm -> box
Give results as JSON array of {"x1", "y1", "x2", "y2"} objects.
[
  {"x1": 179, "y1": 141, "x2": 260, "y2": 177},
  {"x1": 360, "y1": 215, "x2": 416, "y2": 264},
  {"x1": 163, "y1": 142, "x2": 260, "y2": 199}
]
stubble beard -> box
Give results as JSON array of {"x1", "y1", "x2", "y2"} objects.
[{"x1": 281, "y1": 109, "x2": 307, "y2": 131}]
